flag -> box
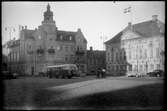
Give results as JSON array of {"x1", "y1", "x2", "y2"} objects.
[{"x1": 124, "y1": 6, "x2": 131, "y2": 13}]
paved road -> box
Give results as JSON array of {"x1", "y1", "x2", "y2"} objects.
[
  {"x1": 3, "y1": 76, "x2": 163, "y2": 110},
  {"x1": 47, "y1": 77, "x2": 163, "y2": 102}
]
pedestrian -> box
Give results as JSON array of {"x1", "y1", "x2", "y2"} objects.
[
  {"x1": 97, "y1": 68, "x2": 101, "y2": 78},
  {"x1": 102, "y1": 68, "x2": 106, "y2": 78}
]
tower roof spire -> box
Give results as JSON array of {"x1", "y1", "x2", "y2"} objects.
[
  {"x1": 42, "y1": 3, "x2": 55, "y2": 25},
  {"x1": 47, "y1": 3, "x2": 50, "y2": 11}
]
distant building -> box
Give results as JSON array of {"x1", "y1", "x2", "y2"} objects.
[
  {"x1": 6, "y1": 39, "x2": 21, "y2": 73},
  {"x1": 105, "y1": 15, "x2": 164, "y2": 76},
  {"x1": 87, "y1": 47, "x2": 106, "y2": 75},
  {"x1": 7, "y1": 4, "x2": 87, "y2": 75}
]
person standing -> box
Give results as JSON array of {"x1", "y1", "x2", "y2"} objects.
[
  {"x1": 97, "y1": 68, "x2": 101, "y2": 78},
  {"x1": 102, "y1": 68, "x2": 106, "y2": 78}
]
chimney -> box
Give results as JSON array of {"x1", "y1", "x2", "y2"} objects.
[
  {"x1": 90, "y1": 46, "x2": 93, "y2": 51},
  {"x1": 152, "y1": 15, "x2": 158, "y2": 21},
  {"x1": 77, "y1": 28, "x2": 81, "y2": 32},
  {"x1": 128, "y1": 22, "x2": 133, "y2": 30}
]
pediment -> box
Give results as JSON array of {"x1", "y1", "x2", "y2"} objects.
[{"x1": 121, "y1": 30, "x2": 141, "y2": 40}]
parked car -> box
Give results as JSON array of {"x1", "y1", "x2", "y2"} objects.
[
  {"x1": 147, "y1": 70, "x2": 164, "y2": 77},
  {"x1": 127, "y1": 74, "x2": 136, "y2": 77},
  {"x1": 13, "y1": 72, "x2": 19, "y2": 79}
]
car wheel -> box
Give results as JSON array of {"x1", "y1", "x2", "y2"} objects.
[{"x1": 68, "y1": 76, "x2": 72, "y2": 79}]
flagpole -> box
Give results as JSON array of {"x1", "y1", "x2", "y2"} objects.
[{"x1": 130, "y1": 5, "x2": 133, "y2": 24}]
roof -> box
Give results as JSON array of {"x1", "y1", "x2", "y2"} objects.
[
  {"x1": 23, "y1": 29, "x2": 35, "y2": 40},
  {"x1": 105, "y1": 31, "x2": 123, "y2": 44},
  {"x1": 132, "y1": 20, "x2": 164, "y2": 37},
  {"x1": 56, "y1": 30, "x2": 77, "y2": 42},
  {"x1": 105, "y1": 19, "x2": 164, "y2": 45}
]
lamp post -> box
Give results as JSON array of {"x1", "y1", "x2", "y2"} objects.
[
  {"x1": 5, "y1": 26, "x2": 15, "y2": 73},
  {"x1": 100, "y1": 36, "x2": 108, "y2": 50}
]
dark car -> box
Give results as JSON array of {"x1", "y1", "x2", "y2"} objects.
[
  {"x1": 153, "y1": 70, "x2": 164, "y2": 77},
  {"x1": 147, "y1": 70, "x2": 164, "y2": 77}
]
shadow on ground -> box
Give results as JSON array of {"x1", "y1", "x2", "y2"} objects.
[{"x1": 33, "y1": 83, "x2": 164, "y2": 109}]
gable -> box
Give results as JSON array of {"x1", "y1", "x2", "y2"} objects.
[{"x1": 121, "y1": 30, "x2": 141, "y2": 40}]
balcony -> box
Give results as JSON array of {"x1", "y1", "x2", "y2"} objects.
[
  {"x1": 37, "y1": 48, "x2": 44, "y2": 54},
  {"x1": 48, "y1": 48, "x2": 55, "y2": 54},
  {"x1": 27, "y1": 50, "x2": 33, "y2": 55},
  {"x1": 76, "y1": 50, "x2": 85, "y2": 55}
]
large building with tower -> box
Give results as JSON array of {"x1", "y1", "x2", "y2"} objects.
[
  {"x1": 7, "y1": 4, "x2": 87, "y2": 75},
  {"x1": 105, "y1": 15, "x2": 165, "y2": 76}
]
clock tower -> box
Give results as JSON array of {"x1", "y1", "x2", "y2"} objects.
[{"x1": 42, "y1": 3, "x2": 55, "y2": 25}]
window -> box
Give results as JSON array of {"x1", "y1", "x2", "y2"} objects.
[
  {"x1": 150, "y1": 64, "x2": 154, "y2": 70},
  {"x1": 140, "y1": 65, "x2": 143, "y2": 71},
  {"x1": 71, "y1": 46, "x2": 73, "y2": 51},
  {"x1": 57, "y1": 46, "x2": 60, "y2": 51},
  {"x1": 15, "y1": 52, "x2": 17, "y2": 62},
  {"x1": 65, "y1": 46, "x2": 68, "y2": 51},
  {"x1": 156, "y1": 48, "x2": 159, "y2": 58},
  {"x1": 129, "y1": 50, "x2": 131, "y2": 60},
  {"x1": 69, "y1": 36, "x2": 72, "y2": 40},
  {"x1": 150, "y1": 48, "x2": 153, "y2": 58},
  {"x1": 116, "y1": 52, "x2": 118, "y2": 62},
  {"x1": 60, "y1": 35, "x2": 63, "y2": 40},
  {"x1": 139, "y1": 49, "x2": 142, "y2": 59},
  {"x1": 149, "y1": 41, "x2": 153, "y2": 47},
  {"x1": 111, "y1": 53, "x2": 113, "y2": 62},
  {"x1": 65, "y1": 56, "x2": 68, "y2": 61},
  {"x1": 116, "y1": 65, "x2": 119, "y2": 71},
  {"x1": 38, "y1": 35, "x2": 41, "y2": 39},
  {"x1": 157, "y1": 64, "x2": 160, "y2": 69},
  {"x1": 145, "y1": 49, "x2": 147, "y2": 58}
]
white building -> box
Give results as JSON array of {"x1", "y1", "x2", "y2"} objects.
[{"x1": 105, "y1": 15, "x2": 165, "y2": 76}]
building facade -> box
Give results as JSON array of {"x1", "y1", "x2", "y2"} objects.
[
  {"x1": 105, "y1": 15, "x2": 165, "y2": 76},
  {"x1": 87, "y1": 47, "x2": 106, "y2": 75},
  {"x1": 7, "y1": 4, "x2": 87, "y2": 75}
]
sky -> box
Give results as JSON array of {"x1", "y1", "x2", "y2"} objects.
[{"x1": 2, "y1": 1, "x2": 165, "y2": 50}]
